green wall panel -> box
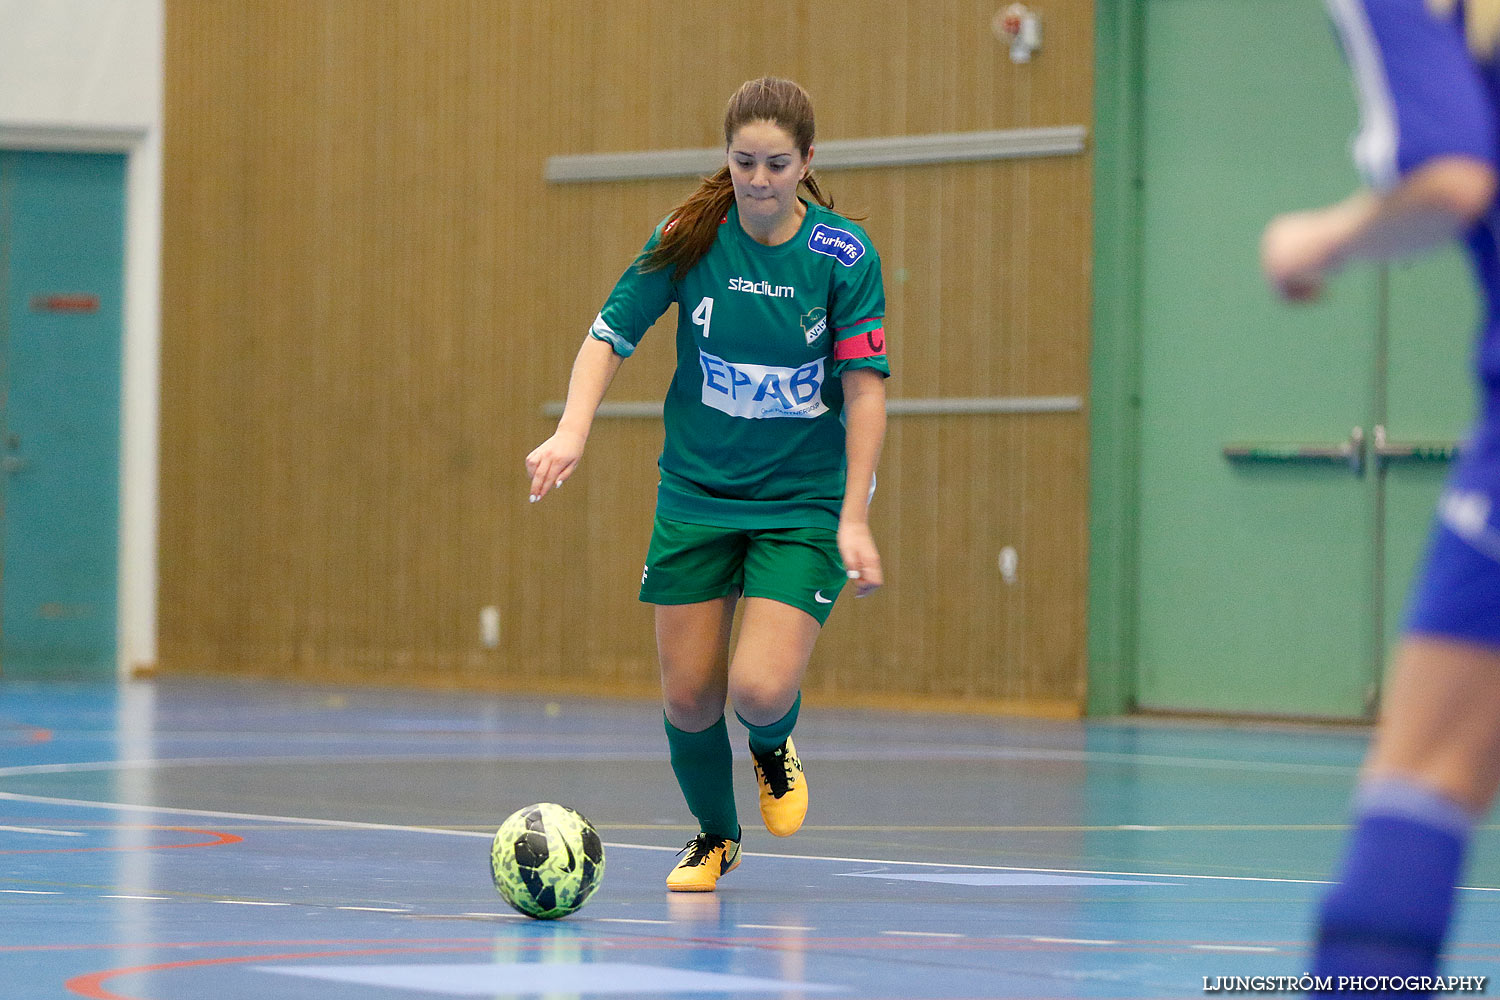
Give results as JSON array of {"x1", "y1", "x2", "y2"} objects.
[
  {"x1": 1382, "y1": 251, "x2": 1479, "y2": 665},
  {"x1": 1134, "y1": 0, "x2": 1376, "y2": 717},
  {"x1": 1091, "y1": 0, "x2": 1486, "y2": 718}
]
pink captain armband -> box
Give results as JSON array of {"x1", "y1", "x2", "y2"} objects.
[{"x1": 833, "y1": 325, "x2": 886, "y2": 361}]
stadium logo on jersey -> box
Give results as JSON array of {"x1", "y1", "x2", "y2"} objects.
[
  {"x1": 698, "y1": 349, "x2": 828, "y2": 420},
  {"x1": 728, "y1": 276, "x2": 795, "y2": 298},
  {"x1": 808, "y1": 223, "x2": 865, "y2": 266},
  {"x1": 801, "y1": 307, "x2": 827, "y2": 345}
]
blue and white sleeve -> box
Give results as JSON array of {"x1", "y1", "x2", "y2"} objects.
[{"x1": 1325, "y1": 0, "x2": 1497, "y2": 190}]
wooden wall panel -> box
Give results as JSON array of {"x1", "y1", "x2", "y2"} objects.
[{"x1": 161, "y1": 0, "x2": 1093, "y2": 714}]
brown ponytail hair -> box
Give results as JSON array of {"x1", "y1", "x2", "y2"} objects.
[{"x1": 643, "y1": 77, "x2": 837, "y2": 278}]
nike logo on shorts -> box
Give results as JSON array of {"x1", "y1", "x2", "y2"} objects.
[{"x1": 813, "y1": 591, "x2": 833, "y2": 604}]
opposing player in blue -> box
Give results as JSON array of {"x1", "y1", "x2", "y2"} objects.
[
  {"x1": 526, "y1": 78, "x2": 890, "y2": 891},
  {"x1": 1262, "y1": 0, "x2": 1500, "y2": 990}
]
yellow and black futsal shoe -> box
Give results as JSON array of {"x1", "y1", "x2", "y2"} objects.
[
  {"x1": 666, "y1": 832, "x2": 741, "y2": 892},
  {"x1": 752, "y1": 737, "x2": 807, "y2": 837}
]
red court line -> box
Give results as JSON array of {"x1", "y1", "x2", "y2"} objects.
[
  {"x1": 0, "y1": 826, "x2": 242, "y2": 855},
  {"x1": 0, "y1": 724, "x2": 53, "y2": 744},
  {"x1": 61, "y1": 939, "x2": 1248, "y2": 1000},
  {"x1": 52, "y1": 935, "x2": 1500, "y2": 1000},
  {"x1": 65, "y1": 944, "x2": 493, "y2": 999}
]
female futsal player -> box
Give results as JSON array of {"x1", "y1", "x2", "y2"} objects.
[
  {"x1": 526, "y1": 77, "x2": 890, "y2": 891},
  {"x1": 1262, "y1": 0, "x2": 1500, "y2": 990}
]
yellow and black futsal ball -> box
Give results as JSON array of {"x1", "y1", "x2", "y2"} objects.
[{"x1": 490, "y1": 802, "x2": 605, "y2": 919}]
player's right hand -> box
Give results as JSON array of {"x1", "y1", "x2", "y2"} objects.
[
  {"x1": 525, "y1": 430, "x2": 586, "y2": 503},
  {"x1": 1261, "y1": 207, "x2": 1344, "y2": 303}
]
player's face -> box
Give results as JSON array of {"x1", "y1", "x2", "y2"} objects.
[{"x1": 727, "y1": 120, "x2": 808, "y2": 225}]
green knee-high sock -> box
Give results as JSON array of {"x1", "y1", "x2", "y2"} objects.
[
  {"x1": 664, "y1": 714, "x2": 739, "y2": 840},
  {"x1": 737, "y1": 692, "x2": 801, "y2": 755}
]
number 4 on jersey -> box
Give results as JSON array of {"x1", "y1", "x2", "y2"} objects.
[{"x1": 692, "y1": 296, "x2": 714, "y2": 338}]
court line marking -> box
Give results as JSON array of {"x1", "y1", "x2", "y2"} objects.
[
  {"x1": 0, "y1": 753, "x2": 668, "y2": 779},
  {"x1": 120, "y1": 821, "x2": 1374, "y2": 834},
  {"x1": 63, "y1": 944, "x2": 499, "y2": 1000},
  {"x1": 596, "y1": 918, "x2": 673, "y2": 926},
  {"x1": 0, "y1": 724, "x2": 52, "y2": 745},
  {"x1": 0, "y1": 825, "x2": 83, "y2": 836},
  {"x1": 0, "y1": 889, "x2": 1303, "y2": 959},
  {"x1": 337, "y1": 906, "x2": 410, "y2": 913},
  {"x1": 597, "y1": 823, "x2": 1357, "y2": 832},
  {"x1": 0, "y1": 792, "x2": 489, "y2": 837},
  {"x1": 881, "y1": 930, "x2": 963, "y2": 938},
  {"x1": 0, "y1": 745, "x2": 1363, "y2": 777},
  {"x1": 8, "y1": 789, "x2": 1500, "y2": 893},
  {"x1": 0, "y1": 825, "x2": 242, "y2": 856}
]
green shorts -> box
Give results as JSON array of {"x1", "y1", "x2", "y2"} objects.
[{"x1": 639, "y1": 514, "x2": 847, "y2": 625}]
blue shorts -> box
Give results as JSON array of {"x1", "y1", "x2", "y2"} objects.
[{"x1": 1406, "y1": 424, "x2": 1500, "y2": 647}]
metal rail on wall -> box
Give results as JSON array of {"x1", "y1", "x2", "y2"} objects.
[
  {"x1": 541, "y1": 396, "x2": 1084, "y2": 419},
  {"x1": 544, "y1": 126, "x2": 1088, "y2": 183}
]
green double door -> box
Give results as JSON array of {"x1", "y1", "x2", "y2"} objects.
[
  {"x1": 1133, "y1": 0, "x2": 1476, "y2": 718},
  {"x1": 0, "y1": 151, "x2": 126, "y2": 678}
]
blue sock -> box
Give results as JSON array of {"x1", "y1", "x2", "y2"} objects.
[
  {"x1": 1312, "y1": 778, "x2": 1473, "y2": 994},
  {"x1": 737, "y1": 692, "x2": 801, "y2": 755}
]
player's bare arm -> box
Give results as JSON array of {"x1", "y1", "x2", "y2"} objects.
[
  {"x1": 1262, "y1": 157, "x2": 1497, "y2": 303},
  {"x1": 839, "y1": 366, "x2": 886, "y2": 596},
  {"x1": 526, "y1": 335, "x2": 625, "y2": 502}
]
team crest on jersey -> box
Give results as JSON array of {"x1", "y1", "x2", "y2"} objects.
[
  {"x1": 801, "y1": 307, "x2": 828, "y2": 345},
  {"x1": 809, "y1": 223, "x2": 865, "y2": 267}
]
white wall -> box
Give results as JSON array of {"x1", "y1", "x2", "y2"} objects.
[
  {"x1": 0, "y1": 0, "x2": 164, "y2": 677},
  {"x1": 0, "y1": 1, "x2": 160, "y2": 129}
]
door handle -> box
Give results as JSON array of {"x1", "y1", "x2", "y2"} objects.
[
  {"x1": 1372, "y1": 424, "x2": 1459, "y2": 470},
  {"x1": 1223, "y1": 426, "x2": 1366, "y2": 476}
]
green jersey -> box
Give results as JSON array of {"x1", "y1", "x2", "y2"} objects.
[{"x1": 589, "y1": 199, "x2": 889, "y2": 530}]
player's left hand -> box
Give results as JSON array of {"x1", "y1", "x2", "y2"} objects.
[{"x1": 837, "y1": 521, "x2": 883, "y2": 597}]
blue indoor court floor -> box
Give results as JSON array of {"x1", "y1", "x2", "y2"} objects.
[{"x1": 3, "y1": 679, "x2": 1500, "y2": 999}]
